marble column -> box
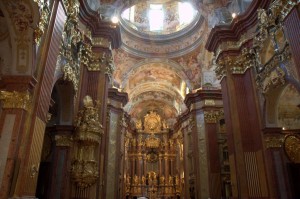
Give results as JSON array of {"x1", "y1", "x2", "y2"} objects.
[
  {"x1": 104, "y1": 88, "x2": 128, "y2": 199},
  {"x1": 48, "y1": 126, "x2": 73, "y2": 199},
  {"x1": 263, "y1": 127, "x2": 292, "y2": 198},
  {"x1": 0, "y1": 88, "x2": 34, "y2": 199},
  {"x1": 220, "y1": 69, "x2": 270, "y2": 199},
  {"x1": 184, "y1": 89, "x2": 223, "y2": 199},
  {"x1": 1, "y1": 0, "x2": 66, "y2": 197}
]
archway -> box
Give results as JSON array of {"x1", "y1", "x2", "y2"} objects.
[{"x1": 36, "y1": 79, "x2": 75, "y2": 199}]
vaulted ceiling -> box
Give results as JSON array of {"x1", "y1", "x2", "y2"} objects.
[{"x1": 86, "y1": 0, "x2": 252, "y2": 126}]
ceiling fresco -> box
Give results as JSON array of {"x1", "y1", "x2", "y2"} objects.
[
  {"x1": 87, "y1": 0, "x2": 247, "y2": 127},
  {"x1": 128, "y1": 99, "x2": 178, "y2": 123},
  {"x1": 124, "y1": 63, "x2": 182, "y2": 90},
  {"x1": 120, "y1": 17, "x2": 205, "y2": 57},
  {"x1": 120, "y1": 1, "x2": 199, "y2": 36}
]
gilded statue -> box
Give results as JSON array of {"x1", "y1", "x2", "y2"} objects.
[
  {"x1": 133, "y1": 175, "x2": 139, "y2": 185},
  {"x1": 137, "y1": 134, "x2": 144, "y2": 147},
  {"x1": 135, "y1": 119, "x2": 143, "y2": 130},
  {"x1": 162, "y1": 120, "x2": 169, "y2": 129},
  {"x1": 175, "y1": 176, "x2": 180, "y2": 186},
  {"x1": 168, "y1": 176, "x2": 173, "y2": 185},
  {"x1": 131, "y1": 138, "x2": 137, "y2": 147},
  {"x1": 257, "y1": 9, "x2": 268, "y2": 27},
  {"x1": 141, "y1": 175, "x2": 146, "y2": 185},
  {"x1": 126, "y1": 175, "x2": 131, "y2": 185},
  {"x1": 0, "y1": 90, "x2": 31, "y2": 111},
  {"x1": 160, "y1": 175, "x2": 165, "y2": 185},
  {"x1": 153, "y1": 172, "x2": 157, "y2": 185}
]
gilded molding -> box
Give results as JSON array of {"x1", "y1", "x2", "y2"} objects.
[
  {"x1": 92, "y1": 37, "x2": 111, "y2": 48},
  {"x1": 269, "y1": 0, "x2": 300, "y2": 21},
  {"x1": 60, "y1": 0, "x2": 81, "y2": 93},
  {"x1": 215, "y1": 57, "x2": 227, "y2": 80},
  {"x1": 215, "y1": 32, "x2": 254, "y2": 60},
  {"x1": 145, "y1": 134, "x2": 161, "y2": 148},
  {"x1": 62, "y1": 0, "x2": 80, "y2": 20},
  {"x1": 204, "y1": 99, "x2": 215, "y2": 106},
  {"x1": 104, "y1": 54, "x2": 115, "y2": 80},
  {"x1": 215, "y1": 0, "x2": 297, "y2": 84},
  {"x1": 231, "y1": 48, "x2": 256, "y2": 74},
  {"x1": 30, "y1": 164, "x2": 39, "y2": 178},
  {"x1": 284, "y1": 135, "x2": 300, "y2": 163},
  {"x1": 55, "y1": 135, "x2": 73, "y2": 147},
  {"x1": 264, "y1": 134, "x2": 286, "y2": 148},
  {"x1": 0, "y1": 90, "x2": 31, "y2": 111},
  {"x1": 5, "y1": 1, "x2": 34, "y2": 33},
  {"x1": 204, "y1": 111, "x2": 218, "y2": 123},
  {"x1": 216, "y1": 47, "x2": 255, "y2": 80},
  {"x1": 253, "y1": 1, "x2": 297, "y2": 93},
  {"x1": 33, "y1": 0, "x2": 50, "y2": 45},
  {"x1": 256, "y1": 44, "x2": 290, "y2": 93}
]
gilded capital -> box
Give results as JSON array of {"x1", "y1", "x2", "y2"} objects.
[
  {"x1": 55, "y1": 135, "x2": 73, "y2": 147},
  {"x1": 0, "y1": 90, "x2": 31, "y2": 111},
  {"x1": 204, "y1": 111, "x2": 218, "y2": 123},
  {"x1": 264, "y1": 134, "x2": 285, "y2": 148}
]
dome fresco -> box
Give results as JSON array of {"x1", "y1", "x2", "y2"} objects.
[{"x1": 120, "y1": 1, "x2": 198, "y2": 36}]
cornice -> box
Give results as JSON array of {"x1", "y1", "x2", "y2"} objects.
[
  {"x1": 108, "y1": 88, "x2": 129, "y2": 105},
  {"x1": 184, "y1": 89, "x2": 222, "y2": 109},
  {"x1": 173, "y1": 109, "x2": 190, "y2": 132},
  {"x1": 0, "y1": 75, "x2": 38, "y2": 91},
  {"x1": 78, "y1": 0, "x2": 121, "y2": 49},
  {"x1": 205, "y1": 0, "x2": 271, "y2": 53},
  {"x1": 46, "y1": 125, "x2": 75, "y2": 133}
]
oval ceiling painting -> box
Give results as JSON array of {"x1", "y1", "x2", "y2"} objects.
[{"x1": 121, "y1": 1, "x2": 199, "y2": 36}]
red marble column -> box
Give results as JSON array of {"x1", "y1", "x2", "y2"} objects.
[
  {"x1": 0, "y1": 108, "x2": 29, "y2": 199},
  {"x1": 7, "y1": 0, "x2": 67, "y2": 197},
  {"x1": 221, "y1": 69, "x2": 271, "y2": 199},
  {"x1": 48, "y1": 126, "x2": 73, "y2": 199},
  {"x1": 263, "y1": 127, "x2": 293, "y2": 198},
  {"x1": 205, "y1": 119, "x2": 222, "y2": 199}
]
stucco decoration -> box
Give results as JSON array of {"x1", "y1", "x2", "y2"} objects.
[{"x1": 0, "y1": 0, "x2": 40, "y2": 75}]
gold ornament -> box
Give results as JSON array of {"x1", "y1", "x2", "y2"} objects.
[
  {"x1": 284, "y1": 135, "x2": 300, "y2": 163},
  {"x1": 204, "y1": 111, "x2": 218, "y2": 123},
  {"x1": 0, "y1": 90, "x2": 31, "y2": 111},
  {"x1": 71, "y1": 95, "x2": 103, "y2": 188},
  {"x1": 144, "y1": 111, "x2": 161, "y2": 133},
  {"x1": 33, "y1": 0, "x2": 50, "y2": 45},
  {"x1": 145, "y1": 134, "x2": 161, "y2": 148}
]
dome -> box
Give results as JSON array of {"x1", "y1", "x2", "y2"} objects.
[{"x1": 120, "y1": 1, "x2": 199, "y2": 38}]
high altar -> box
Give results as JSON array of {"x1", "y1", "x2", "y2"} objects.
[{"x1": 124, "y1": 111, "x2": 183, "y2": 199}]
